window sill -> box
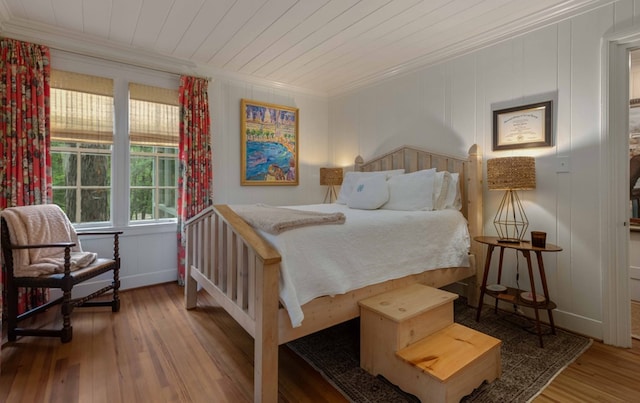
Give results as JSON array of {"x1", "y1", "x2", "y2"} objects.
[{"x1": 75, "y1": 221, "x2": 177, "y2": 237}]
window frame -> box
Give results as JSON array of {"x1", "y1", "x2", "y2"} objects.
[{"x1": 51, "y1": 50, "x2": 181, "y2": 230}]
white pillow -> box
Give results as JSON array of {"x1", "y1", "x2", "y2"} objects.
[
  {"x1": 444, "y1": 172, "x2": 461, "y2": 210},
  {"x1": 336, "y1": 169, "x2": 405, "y2": 204},
  {"x1": 347, "y1": 174, "x2": 389, "y2": 210},
  {"x1": 381, "y1": 168, "x2": 436, "y2": 211},
  {"x1": 433, "y1": 171, "x2": 452, "y2": 210}
]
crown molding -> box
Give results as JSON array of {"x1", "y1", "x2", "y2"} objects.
[{"x1": 0, "y1": 16, "x2": 328, "y2": 98}]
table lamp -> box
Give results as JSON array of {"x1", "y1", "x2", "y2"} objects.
[
  {"x1": 320, "y1": 167, "x2": 343, "y2": 203},
  {"x1": 487, "y1": 156, "x2": 536, "y2": 243}
]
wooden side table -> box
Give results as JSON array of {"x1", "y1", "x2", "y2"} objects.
[{"x1": 474, "y1": 236, "x2": 562, "y2": 347}]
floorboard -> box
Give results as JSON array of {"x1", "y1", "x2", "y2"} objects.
[{"x1": 2, "y1": 283, "x2": 639, "y2": 402}]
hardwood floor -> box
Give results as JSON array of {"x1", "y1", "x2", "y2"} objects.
[{"x1": 1, "y1": 282, "x2": 639, "y2": 402}]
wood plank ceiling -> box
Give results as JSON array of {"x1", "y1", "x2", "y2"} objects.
[{"x1": 0, "y1": 0, "x2": 615, "y2": 95}]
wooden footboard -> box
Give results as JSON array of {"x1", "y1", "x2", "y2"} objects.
[{"x1": 184, "y1": 204, "x2": 281, "y2": 403}]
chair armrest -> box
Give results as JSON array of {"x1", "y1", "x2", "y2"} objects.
[
  {"x1": 77, "y1": 230, "x2": 124, "y2": 236},
  {"x1": 10, "y1": 241, "x2": 76, "y2": 250}
]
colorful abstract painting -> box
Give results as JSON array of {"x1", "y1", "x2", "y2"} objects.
[{"x1": 241, "y1": 99, "x2": 298, "y2": 185}]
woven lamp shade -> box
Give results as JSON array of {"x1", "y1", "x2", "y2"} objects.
[
  {"x1": 487, "y1": 157, "x2": 536, "y2": 190},
  {"x1": 319, "y1": 167, "x2": 343, "y2": 186}
]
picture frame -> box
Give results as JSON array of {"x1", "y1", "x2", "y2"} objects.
[
  {"x1": 241, "y1": 99, "x2": 299, "y2": 186},
  {"x1": 492, "y1": 100, "x2": 552, "y2": 150}
]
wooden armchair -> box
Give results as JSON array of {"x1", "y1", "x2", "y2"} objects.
[{"x1": 1, "y1": 204, "x2": 122, "y2": 343}]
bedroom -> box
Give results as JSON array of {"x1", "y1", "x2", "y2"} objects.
[{"x1": 1, "y1": 0, "x2": 640, "y2": 401}]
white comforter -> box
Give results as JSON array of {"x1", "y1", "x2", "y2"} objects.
[{"x1": 232, "y1": 204, "x2": 470, "y2": 327}]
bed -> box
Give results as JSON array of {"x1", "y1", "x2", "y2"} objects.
[{"x1": 184, "y1": 144, "x2": 483, "y2": 402}]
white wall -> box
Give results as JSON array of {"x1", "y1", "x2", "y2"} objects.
[{"x1": 328, "y1": 1, "x2": 640, "y2": 340}]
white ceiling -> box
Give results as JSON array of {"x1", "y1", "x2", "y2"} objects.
[{"x1": 0, "y1": 0, "x2": 615, "y2": 96}]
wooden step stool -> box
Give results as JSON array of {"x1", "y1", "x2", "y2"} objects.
[
  {"x1": 396, "y1": 323, "x2": 501, "y2": 402},
  {"x1": 359, "y1": 283, "x2": 501, "y2": 403}
]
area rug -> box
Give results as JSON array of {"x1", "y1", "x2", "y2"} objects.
[{"x1": 287, "y1": 298, "x2": 592, "y2": 403}]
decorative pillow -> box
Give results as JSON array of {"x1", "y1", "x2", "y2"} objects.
[
  {"x1": 433, "y1": 171, "x2": 452, "y2": 210},
  {"x1": 347, "y1": 174, "x2": 390, "y2": 210},
  {"x1": 381, "y1": 168, "x2": 436, "y2": 211},
  {"x1": 336, "y1": 169, "x2": 405, "y2": 204}
]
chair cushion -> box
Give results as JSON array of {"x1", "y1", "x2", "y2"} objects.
[{"x1": 13, "y1": 258, "x2": 117, "y2": 287}]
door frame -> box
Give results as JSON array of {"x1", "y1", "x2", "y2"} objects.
[{"x1": 601, "y1": 29, "x2": 637, "y2": 348}]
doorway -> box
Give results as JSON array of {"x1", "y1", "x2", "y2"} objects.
[{"x1": 628, "y1": 49, "x2": 640, "y2": 339}]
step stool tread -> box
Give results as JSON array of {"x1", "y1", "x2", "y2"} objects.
[
  {"x1": 358, "y1": 283, "x2": 458, "y2": 322},
  {"x1": 396, "y1": 323, "x2": 501, "y2": 382}
]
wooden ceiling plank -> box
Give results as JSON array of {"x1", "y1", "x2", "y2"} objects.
[
  {"x1": 253, "y1": 0, "x2": 392, "y2": 79},
  {"x1": 153, "y1": 0, "x2": 206, "y2": 55},
  {"x1": 109, "y1": 0, "x2": 143, "y2": 45},
  {"x1": 21, "y1": 0, "x2": 56, "y2": 25},
  {"x1": 208, "y1": 0, "x2": 297, "y2": 67},
  {"x1": 269, "y1": 0, "x2": 425, "y2": 83},
  {"x1": 290, "y1": 0, "x2": 485, "y2": 88},
  {"x1": 82, "y1": 0, "x2": 112, "y2": 39},
  {"x1": 170, "y1": 0, "x2": 235, "y2": 61},
  {"x1": 51, "y1": 0, "x2": 83, "y2": 32},
  {"x1": 223, "y1": 0, "x2": 330, "y2": 72},
  {"x1": 189, "y1": 0, "x2": 269, "y2": 64},
  {"x1": 131, "y1": 0, "x2": 174, "y2": 49},
  {"x1": 237, "y1": 0, "x2": 360, "y2": 77}
]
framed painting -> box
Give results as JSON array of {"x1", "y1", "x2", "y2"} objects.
[
  {"x1": 493, "y1": 101, "x2": 552, "y2": 150},
  {"x1": 241, "y1": 99, "x2": 299, "y2": 186}
]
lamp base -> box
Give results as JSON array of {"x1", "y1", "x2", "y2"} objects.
[
  {"x1": 493, "y1": 189, "x2": 529, "y2": 243},
  {"x1": 323, "y1": 186, "x2": 338, "y2": 203}
]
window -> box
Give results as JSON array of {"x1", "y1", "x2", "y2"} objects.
[
  {"x1": 129, "y1": 83, "x2": 179, "y2": 221},
  {"x1": 50, "y1": 69, "x2": 179, "y2": 225},
  {"x1": 50, "y1": 71, "x2": 114, "y2": 223}
]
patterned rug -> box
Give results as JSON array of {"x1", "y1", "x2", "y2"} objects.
[{"x1": 287, "y1": 298, "x2": 592, "y2": 402}]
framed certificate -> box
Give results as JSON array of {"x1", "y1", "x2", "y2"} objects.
[{"x1": 492, "y1": 101, "x2": 552, "y2": 150}]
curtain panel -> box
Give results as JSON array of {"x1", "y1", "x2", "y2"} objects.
[
  {"x1": 176, "y1": 76, "x2": 212, "y2": 284},
  {"x1": 0, "y1": 38, "x2": 52, "y2": 315}
]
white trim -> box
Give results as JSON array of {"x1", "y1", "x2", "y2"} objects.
[{"x1": 600, "y1": 26, "x2": 639, "y2": 348}]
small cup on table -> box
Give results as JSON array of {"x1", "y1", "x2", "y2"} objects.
[{"x1": 531, "y1": 231, "x2": 547, "y2": 248}]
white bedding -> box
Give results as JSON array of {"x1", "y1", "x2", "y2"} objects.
[{"x1": 231, "y1": 203, "x2": 470, "y2": 327}]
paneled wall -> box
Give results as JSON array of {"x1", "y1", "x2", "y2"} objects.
[{"x1": 328, "y1": 1, "x2": 640, "y2": 339}]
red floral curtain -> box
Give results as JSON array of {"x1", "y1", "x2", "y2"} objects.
[
  {"x1": 177, "y1": 76, "x2": 212, "y2": 284},
  {"x1": 0, "y1": 38, "x2": 52, "y2": 314}
]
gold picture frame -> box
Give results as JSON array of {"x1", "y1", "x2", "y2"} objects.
[
  {"x1": 493, "y1": 101, "x2": 552, "y2": 150},
  {"x1": 241, "y1": 99, "x2": 299, "y2": 186}
]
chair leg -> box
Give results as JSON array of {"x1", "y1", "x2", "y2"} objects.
[
  {"x1": 7, "y1": 283, "x2": 18, "y2": 342},
  {"x1": 112, "y1": 263, "x2": 121, "y2": 313},
  {"x1": 60, "y1": 289, "x2": 73, "y2": 343}
]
